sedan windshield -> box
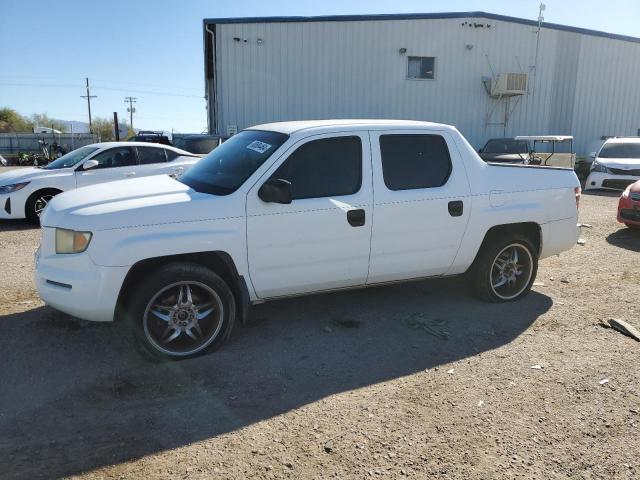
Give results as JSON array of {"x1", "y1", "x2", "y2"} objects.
[
  {"x1": 599, "y1": 142, "x2": 640, "y2": 159},
  {"x1": 483, "y1": 140, "x2": 529, "y2": 154},
  {"x1": 44, "y1": 146, "x2": 99, "y2": 170},
  {"x1": 179, "y1": 130, "x2": 289, "y2": 195}
]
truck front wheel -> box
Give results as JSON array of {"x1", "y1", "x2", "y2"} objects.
[
  {"x1": 471, "y1": 234, "x2": 538, "y2": 302},
  {"x1": 128, "y1": 262, "x2": 236, "y2": 359}
]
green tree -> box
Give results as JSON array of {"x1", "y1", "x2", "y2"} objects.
[
  {"x1": 0, "y1": 108, "x2": 32, "y2": 132},
  {"x1": 92, "y1": 117, "x2": 117, "y2": 142}
]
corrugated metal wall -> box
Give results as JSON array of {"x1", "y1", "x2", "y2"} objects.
[{"x1": 210, "y1": 16, "x2": 640, "y2": 154}]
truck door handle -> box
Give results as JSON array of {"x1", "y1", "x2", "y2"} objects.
[
  {"x1": 347, "y1": 209, "x2": 365, "y2": 227},
  {"x1": 125, "y1": 172, "x2": 136, "y2": 177},
  {"x1": 448, "y1": 200, "x2": 463, "y2": 217}
]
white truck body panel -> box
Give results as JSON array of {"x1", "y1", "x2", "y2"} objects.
[{"x1": 35, "y1": 120, "x2": 580, "y2": 323}]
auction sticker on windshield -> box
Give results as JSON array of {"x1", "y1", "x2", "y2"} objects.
[{"x1": 246, "y1": 140, "x2": 272, "y2": 154}]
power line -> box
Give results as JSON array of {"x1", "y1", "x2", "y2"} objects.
[
  {"x1": 124, "y1": 96, "x2": 137, "y2": 130},
  {"x1": 80, "y1": 78, "x2": 97, "y2": 133},
  {"x1": 96, "y1": 85, "x2": 202, "y2": 98}
]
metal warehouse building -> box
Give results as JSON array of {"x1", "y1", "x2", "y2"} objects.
[{"x1": 203, "y1": 11, "x2": 640, "y2": 155}]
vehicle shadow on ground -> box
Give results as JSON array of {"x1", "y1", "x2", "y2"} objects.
[
  {"x1": 606, "y1": 226, "x2": 640, "y2": 252},
  {"x1": 0, "y1": 278, "x2": 552, "y2": 479},
  {"x1": 0, "y1": 219, "x2": 36, "y2": 232}
]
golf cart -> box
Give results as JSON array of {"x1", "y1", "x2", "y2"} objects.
[{"x1": 514, "y1": 135, "x2": 575, "y2": 168}]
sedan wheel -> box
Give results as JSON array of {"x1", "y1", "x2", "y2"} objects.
[
  {"x1": 143, "y1": 281, "x2": 225, "y2": 357},
  {"x1": 34, "y1": 194, "x2": 54, "y2": 217}
]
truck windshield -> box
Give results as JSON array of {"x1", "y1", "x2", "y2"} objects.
[
  {"x1": 179, "y1": 130, "x2": 289, "y2": 195},
  {"x1": 43, "y1": 146, "x2": 99, "y2": 170},
  {"x1": 483, "y1": 139, "x2": 529, "y2": 154},
  {"x1": 599, "y1": 143, "x2": 640, "y2": 159}
]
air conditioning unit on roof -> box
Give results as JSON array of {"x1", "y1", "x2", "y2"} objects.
[{"x1": 490, "y1": 73, "x2": 527, "y2": 97}]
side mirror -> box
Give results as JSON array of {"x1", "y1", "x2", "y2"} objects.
[
  {"x1": 83, "y1": 159, "x2": 99, "y2": 170},
  {"x1": 589, "y1": 152, "x2": 597, "y2": 159},
  {"x1": 258, "y1": 178, "x2": 292, "y2": 204}
]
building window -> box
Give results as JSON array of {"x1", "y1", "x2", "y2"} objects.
[
  {"x1": 379, "y1": 135, "x2": 451, "y2": 190},
  {"x1": 407, "y1": 56, "x2": 435, "y2": 80}
]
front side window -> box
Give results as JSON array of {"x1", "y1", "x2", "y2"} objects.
[
  {"x1": 408, "y1": 56, "x2": 435, "y2": 80},
  {"x1": 165, "y1": 149, "x2": 180, "y2": 161},
  {"x1": 179, "y1": 130, "x2": 289, "y2": 195},
  {"x1": 272, "y1": 136, "x2": 362, "y2": 200},
  {"x1": 44, "y1": 146, "x2": 99, "y2": 170},
  {"x1": 380, "y1": 134, "x2": 452, "y2": 190},
  {"x1": 89, "y1": 147, "x2": 137, "y2": 169},
  {"x1": 137, "y1": 146, "x2": 167, "y2": 165},
  {"x1": 599, "y1": 142, "x2": 640, "y2": 159}
]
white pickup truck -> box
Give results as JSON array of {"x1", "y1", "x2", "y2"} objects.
[{"x1": 35, "y1": 120, "x2": 581, "y2": 359}]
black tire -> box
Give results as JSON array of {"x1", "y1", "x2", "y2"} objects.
[
  {"x1": 25, "y1": 189, "x2": 60, "y2": 224},
  {"x1": 126, "y1": 262, "x2": 236, "y2": 360},
  {"x1": 470, "y1": 234, "x2": 538, "y2": 303},
  {"x1": 624, "y1": 223, "x2": 640, "y2": 230}
]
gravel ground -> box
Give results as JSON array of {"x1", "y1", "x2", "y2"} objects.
[{"x1": 0, "y1": 179, "x2": 639, "y2": 479}]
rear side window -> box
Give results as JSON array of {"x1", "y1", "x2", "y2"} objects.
[
  {"x1": 379, "y1": 135, "x2": 452, "y2": 190},
  {"x1": 165, "y1": 149, "x2": 180, "y2": 161},
  {"x1": 272, "y1": 136, "x2": 362, "y2": 200},
  {"x1": 137, "y1": 146, "x2": 167, "y2": 165}
]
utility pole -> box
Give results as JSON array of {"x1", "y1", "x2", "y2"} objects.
[
  {"x1": 532, "y1": 3, "x2": 546, "y2": 97},
  {"x1": 124, "y1": 96, "x2": 137, "y2": 131},
  {"x1": 80, "y1": 77, "x2": 97, "y2": 133},
  {"x1": 113, "y1": 112, "x2": 120, "y2": 141}
]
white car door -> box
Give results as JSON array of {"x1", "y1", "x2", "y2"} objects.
[
  {"x1": 367, "y1": 130, "x2": 471, "y2": 283},
  {"x1": 75, "y1": 146, "x2": 138, "y2": 187},
  {"x1": 246, "y1": 132, "x2": 373, "y2": 298}
]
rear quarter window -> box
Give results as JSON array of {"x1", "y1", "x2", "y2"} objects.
[{"x1": 379, "y1": 134, "x2": 452, "y2": 190}]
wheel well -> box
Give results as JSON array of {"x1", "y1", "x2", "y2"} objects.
[
  {"x1": 115, "y1": 251, "x2": 250, "y2": 324},
  {"x1": 475, "y1": 222, "x2": 542, "y2": 262},
  {"x1": 28, "y1": 188, "x2": 63, "y2": 199}
]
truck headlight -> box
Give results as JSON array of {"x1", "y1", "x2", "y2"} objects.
[
  {"x1": 591, "y1": 160, "x2": 610, "y2": 173},
  {"x1": 622, "y1": 185, "x2": 631, "y2": 199},
  {"x1": 55, "y1": 228, "x2": 92, "y2": 254},
  {"x1": 0, "y1": 182, "x2": 30, "y2": 194}
]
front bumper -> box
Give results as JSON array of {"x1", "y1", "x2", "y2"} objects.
[
  {"x1": 585, "y1": 171, "x2": 639, "y2": 191},
  {"x1": 617, "y1": 195, "x2": 640, "y2": 226},
  {"x1": 35, "y1": 243, "x2": 129, "y2": 322}
]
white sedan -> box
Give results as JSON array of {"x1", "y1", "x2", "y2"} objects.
[{"x1": 0, "y1": 142, "x2": 199, "y2": 223}]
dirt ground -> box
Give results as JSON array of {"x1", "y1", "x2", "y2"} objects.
[{"x1": 0, "y1": 177, "x2": 639, "y2": 479}]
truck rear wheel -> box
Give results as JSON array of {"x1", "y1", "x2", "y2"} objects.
[
  {"x1": 127, "y1": 262, "x2": 236, "y2": 359},
  {"x1": 470, "y1": 234, "x2": 538, "y2": 302}
]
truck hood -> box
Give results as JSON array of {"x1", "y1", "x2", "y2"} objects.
[
  {"x1": 596, "y1": 157, "x2": 640, "y2": 169},
  {"x1": 41, "y1": 175, "x2": 240, "y2": 231},
  {"x1": 0, "y1": 167, "x2": 73, "y2": 186}
]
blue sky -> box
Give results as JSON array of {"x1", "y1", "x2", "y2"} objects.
[{"x1": 1, "y1": 0, "x2": 638, "y2": 133}]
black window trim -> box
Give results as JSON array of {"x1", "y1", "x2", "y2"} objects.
[
  {"x1": 270, "y1": 134, "x2": 364, "y2": 201},
  {"x1": 379, "y1": 133, "x2": 453, "y2": 191}
]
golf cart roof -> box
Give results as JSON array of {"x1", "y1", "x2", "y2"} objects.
[{"x1": 515, "y1": 135, "x2": 574, "y2": 142}]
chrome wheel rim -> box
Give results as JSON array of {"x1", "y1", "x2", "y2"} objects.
[
  {"x1": 489, "y1": 243, "x2": 533, "y2": 300},
  {"x1": 143, "y1": 281, "x2": 224, "y2": 357},
  {"x1": 34, "y1": 194, "x2": 54, "y2": 216}
]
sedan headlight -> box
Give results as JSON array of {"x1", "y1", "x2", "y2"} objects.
[
  {"x1": 591, "y1": 160, "x2": 610, "y2": 173},
  {"x1": 0, "y1": 182, "x2": 30, "y2": 194},
  {"x1": 55, "y1": 228, "x2": 92, "y2": 254}
]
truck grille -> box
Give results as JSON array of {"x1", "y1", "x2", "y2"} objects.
[
  {"x1": 609, "y1": 167, "x2": 640, "y2": 176},
  {"x1": 631, "y1": 192, "x2": 640, "y2": 202}
]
